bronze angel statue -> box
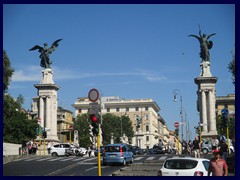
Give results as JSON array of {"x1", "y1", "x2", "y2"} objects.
[
  {"x1": 29, "y1": 39, "x2": 62, "y2": 68},
  {"x1": 189, "y1": 28, "x2": 216, "y2": 62}
]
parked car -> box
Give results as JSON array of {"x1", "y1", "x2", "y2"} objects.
[
  {"x1": 102, "y1": 143, "x2": 133, "y2": 166},
  {"x1": 131, "y1": 146, "x2": 143, "y2": 155},
  {"x1": 157, "y1": 157, "x2": 210, "y2": 176},
  {"x1": 201, "y1": 140, "x2": 235, "y2": 154}
]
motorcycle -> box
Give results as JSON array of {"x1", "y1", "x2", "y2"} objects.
[{"x1": 65, "y1": 147, "x2": 84, "y2": 157}]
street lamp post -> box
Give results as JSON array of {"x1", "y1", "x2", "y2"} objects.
[{"x1": 173, "y1": 89, "x2": 184, "y2": 142}]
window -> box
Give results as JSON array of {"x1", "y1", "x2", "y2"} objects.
[
  {"x1": 146, "y1": 125, "x2": 149, "y2": 131},
  {"x1": 135, "y1": 107, "x2": 139, "y2": 111},
  {"x1": 146, "y1": 136, "x2": 149, "y2": 141},
  {"x1": 116, "y1": 107, "x2": 120, "y2": 112},
  {"x1": 145, "y1": 107, "x2": 148, "y2": 111},
  {"x1": 146, "y1": 114, "x2": 149, "y2": 120},
  {"x1": 126, "y1": 107, "x2": 129, "y2": 112},
  {"x1": 78, "y1": 109, "x2": 82, "y2": 113},
  {"x1": 107, "y1": 108, "x2": 110, "y2": 112}
]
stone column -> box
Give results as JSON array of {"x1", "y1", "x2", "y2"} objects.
[
  {"x1": 201, "y1": 90, "x2": 207, "y2": 133},
  {"x1": 39, "y1": 97, "x2": 44, "y2": 128},
  {"x1": 208, "y1": 90, "x2": 217, "y2": 134}
]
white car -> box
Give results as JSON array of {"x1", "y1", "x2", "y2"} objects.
[
  {"x1": 50, "y1": 143, "x2": 72, "y2": 157},
  {"x1": 157, "y1": 157, "x2": 210, "y2": 176}
]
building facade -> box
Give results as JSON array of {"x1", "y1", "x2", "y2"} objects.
[
  {"x1": 72, "y1": 96, "x2": 165, "y2": 149},
  {"x1": 215, "y1": 94, "x2": 235, "y2": 117}
]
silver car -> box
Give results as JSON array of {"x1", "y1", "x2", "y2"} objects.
[{"x1": 201, "y1": 140, "x2": 235, "y2": 154}]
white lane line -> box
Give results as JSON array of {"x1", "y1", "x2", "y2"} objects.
[
  {"x1": 134, "y1": 157, "x2": 144, "y2": 161},
  {"x1": 146, "y1": 156, "x2": 155, "y2": 160}
]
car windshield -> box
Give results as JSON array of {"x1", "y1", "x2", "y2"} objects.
[{"x1": 164, "y1": 159, "x2": 198, "y2": 169}]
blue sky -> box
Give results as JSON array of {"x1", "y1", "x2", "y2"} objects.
[{"x1": 3, "y1": 4, "x2": 235, "y2": 140}]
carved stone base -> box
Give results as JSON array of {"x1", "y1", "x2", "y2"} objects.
[{"x1": 200, "y1": 61, "x2": 212, "y2": 77}]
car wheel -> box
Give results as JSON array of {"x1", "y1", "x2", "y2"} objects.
[
  {"x1": 52, "y1": 152, "x2": 58, "y2": 157},
  {"x1": 202, "y1": 148, "x2": 208, "y2": 154},
  {"x1": 122, "y1": 159, "x2": 126, "y2": 166}
]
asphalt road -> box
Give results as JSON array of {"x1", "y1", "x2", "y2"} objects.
[{"x1": 3, "y1": 155, "x2": 145, "y2": 176}]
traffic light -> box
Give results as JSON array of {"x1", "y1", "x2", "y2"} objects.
[
  {"x1": 175, "y1": 128, "x2": 179, "y2": 136},
  {"x1": 221, "y1": 108, "x2": 229, "y2": 127},
  {"x1": 90, "y1": 114, "x2": 100, "y2": 135},
  {"x1": 194, "y1": 126, "x2": 199, "y2": 134},
  {"x1": 222, "y1": 115, "x2": 228, "y2": 127}
]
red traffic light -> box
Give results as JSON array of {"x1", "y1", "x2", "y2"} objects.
[{"x1": 90, "y1": 114, "x2": 98, "y2": 123}]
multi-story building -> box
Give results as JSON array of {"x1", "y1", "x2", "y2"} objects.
[
  {"x1": 72, "y1": 96, "x2": 166, "y2": 149},
  {"x1": 57, "y1": 108, "x2": 73, "y2": 143},
  {"x1": 215, "y1": 94, "x2": 235, "y2": 117}
]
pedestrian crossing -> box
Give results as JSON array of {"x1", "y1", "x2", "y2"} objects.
[{"x1": 13, "y1": 155, "x2": 193, "y2": 163}]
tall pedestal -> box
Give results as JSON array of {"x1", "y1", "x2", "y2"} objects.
[
  {"x1": 34, "y1": 68, "x2": 60, "y2": 142},
  {"x1": 194, "y1": 62, "x2": 218, "y2": 139}
]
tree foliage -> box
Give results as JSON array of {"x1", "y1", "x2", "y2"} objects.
[
  {"x1": 3, "y1": 50, "x2": 14, "y2": 93},
  {"x1": 101, "y1": 113, "x2": 134, "y2": 145},
  {"x1": 216, "y1": 115, "x2": 235, "y2": 140},
  {"x1": 228, "y1": 48, "x2": 235, "y2": 86},
  {"x1": 3, "y1": 94, "x2": 38, "y2": 144},
  {"x1": 73, "y1": 114, "x2": 92, "y2": 148}
]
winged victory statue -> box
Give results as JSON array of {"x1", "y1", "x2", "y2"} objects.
[{"x1": 29, "y1": 39, "x2": 62, "y2": 69}]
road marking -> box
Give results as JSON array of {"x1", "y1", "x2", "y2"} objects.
[
  {"x1": 36, "y1": 157, "x2": 53, "y2": 161},
  {"x1": 48, "y1": 157, "x2": 65, "y2": 161},
  {"x1": 85, "y1": 166, "x2": 98, "y2": 171},
  {"x1": 159, "y1": 156, "x2": 167, "y2": 160},
  {"x1": 146, "y1": 156, "x2": 155, "y2": 160},
  {"x1": 24, "y1": 157, "x2": 41, "y2": 161},
  {"x1": 134, "y1": 157, "x2": 144, "y2": 161},
  {"x1": 60, "y1": 157, "x2": 75, "y2": 161}
]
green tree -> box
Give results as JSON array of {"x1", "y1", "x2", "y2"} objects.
[
  {"x1": 16, "y1": 94, "x2": 25, "y2": 107},
  {"x1": 3, "y1": 94, "x2": 38, "y2": 143},
  {"x1": 216, "y1": 115, "x2": 235, "y2": 140},
  {"x1": 73, "y1": 114, "x2": 92, "y2": 148},
  {"x1": 101, "y1": 113, "x2": 134, "y2": 145},
  {"x1": 3, "y1": 50, "x2": 14, "y2": 93},
  {"x1": 228, "y1": 47, "x2": 235, "y2": 86}
]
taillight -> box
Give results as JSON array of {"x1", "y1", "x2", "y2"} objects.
[
  {"x1": 157, "y1": 170, "x2": 162, "y2": 176},
  {"x1": 120, "y1": 147, "x2": 123, "y2": 157},
  {"x1": 194, "y1": 171, "x2": 204, "y2": 176}
]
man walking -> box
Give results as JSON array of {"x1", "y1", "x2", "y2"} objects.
[
  {"x1": 208, "y1": 149, "x2": 228, "y2": 176},
  {"x1": 192, "y1": 136, "x2": 201, "y2": 158}
]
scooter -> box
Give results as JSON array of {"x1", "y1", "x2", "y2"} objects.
[{"x1": 65, "y1": 148, "x2": 84, "y2": 157}]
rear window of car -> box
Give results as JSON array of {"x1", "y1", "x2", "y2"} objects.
[
  {"x1": 105, "y1": 146, "x2": 126, "y2": 152},
  {"x1": 202, "y1": 160, "x2": 210, "y2": 171},
  {"x1": 164, "y1": 159, "x2": 198, "y2": 169}
]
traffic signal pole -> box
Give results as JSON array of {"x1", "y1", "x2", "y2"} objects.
[{"x1": 97, "y1": 126, "x2": 101, "y2": 176}]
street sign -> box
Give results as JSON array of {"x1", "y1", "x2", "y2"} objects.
[
  {"x1": 69, "y1": 125, "x2": 73, "y2": 131},
  {"x1": 89, "y1": 102, "x2": 99, "y2": 114},
  {"x1": 174, "y1": 122, "x2": 179, "y2": 128},
  {"x1": 88, "y1": 88, "x2": 99, "y2": 102},
  {"x1": 221, "y1": 108, "x2": 229, "y2": 117}
]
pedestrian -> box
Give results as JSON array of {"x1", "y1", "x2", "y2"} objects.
[
  {"x1": 212, "y1": 136, "x2": 219, "y2": 150},
  {"x1": 208, "y1": 149, "x2": 228, "y2": 176},
  {"x1": 47, "y1": 141, "x2": 53, "y2": 155},
  {"x1": 219, "y1": 140, "x2": 228, "y2": 161},
  {"x1": 182, "y1": 140, "x2": 187, "y2": 154},
  {"x1": 88, "y1": 147, "x2": 92, "y2": 157},
  {"x1": 192, "y1": 136, "x2": 201, "y2": 158},
  {"x1": 187, "y1": 140, "x2": 193, "y2": 154}
]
